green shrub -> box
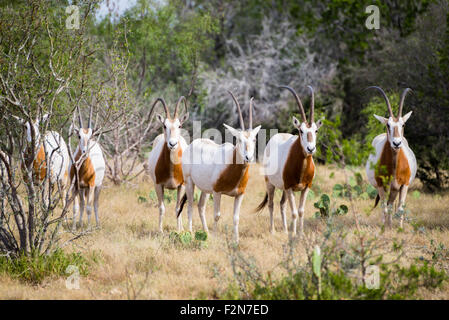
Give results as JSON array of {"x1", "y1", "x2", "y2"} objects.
[
  {"x1": 169, "y1": 231, "x2": 208, "y2": 249},
  {"x1": 0, "y1": 249, "x2": 89, "y2": 284},
  {"x1": 332, "y1": 172, "x2": 377, "y2": 200},
  {"x1": 314, "y1": 194, "x2": 348, "y2": 218}
]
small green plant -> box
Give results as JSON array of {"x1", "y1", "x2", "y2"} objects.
[
  {"x1": 169, "y1": 230, "x2": 208, "y2": 249},
  {"x1": 0, "y1": 249, "x2": 89, "y2": 284},
  {"x1": 333, "y1": 172, "x2": 377, "y2": 200},
  {"x1": 314, "y1": 194, "x2": 348, "y2": 218}
]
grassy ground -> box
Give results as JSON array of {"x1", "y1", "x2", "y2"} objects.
[{"x1": 1, "y1": 164, "x2": 449, "y2": 299}]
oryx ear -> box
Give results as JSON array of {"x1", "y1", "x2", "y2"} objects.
[
  {"x1": 292, "y1": 116, "x2": 301, "y2": 128},
  {"x1": 223, "y1": 123, "x2": 240, "y2": 137},
  {"x1": 180, "y1": 112, "x2": 189, "y2": 124},
  {"x1": 250, "y1": 125, "x2": 261, "y2": 138},
  {"x1": 373, "y1": 114, "x2": 388, "y2": 124},
  {"x1": 316, "y1": 118, "x2": 324, "y2": 129},
  {"x1": 42, "y1": 113, "x2": 50, "y2": 123},
  {"x1": 402, "y1": 111, "x2": 412, "y2": 123},
  {"x1": 156, "y1": 113, "x2": 165, "y2": 124},
  {"x1": 11, "y1": 115, "x2": 25, "y2": 124}
]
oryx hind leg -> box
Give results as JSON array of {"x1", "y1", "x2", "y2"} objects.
[
  {"x1": 212, "y1": 192, "x2": 221, "y2": 232},
  {"x1": 265, "y1": 182, "x2": 275, "y2": 234},
  {"x1": 185, "y1": 177, "x2": 195, "y2": 232},
  {"x1": 94, "y1": 186, "x2": 102, "y2": 228},
  {"x1": 198, "y1": 191, "x2": 209, "y2": 233}
]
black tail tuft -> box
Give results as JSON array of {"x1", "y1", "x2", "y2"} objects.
[
  {"x1": 254, "y1": 193, "x2": 268, "y2": 213},
  {"x1": 177, "y1": 194, "x2": 187, "y2": 218},
  {"x1": 372, "y1": 194, "x2": 380, "y2": 211}
]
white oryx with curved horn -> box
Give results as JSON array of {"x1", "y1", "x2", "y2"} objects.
[
  {"x1": 180, "y1": 91, "x2": 261, "y2": 243},
  {"x1": 365, "y1": 86, "x2": 417, "y2": 228},
  {"x1": 255, "y1": 86, "x2": 322, "y2": 236},
  {"x1": 146, "y1": 96, "x2": 189, "y2": 232},
  {"x1": 12, "y1": 113, "x2": 70, "y2": 202},
  {"x1": 70, "y1": 105, "x2": 105, "y2": 230}
]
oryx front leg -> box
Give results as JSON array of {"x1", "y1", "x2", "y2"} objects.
[
  {"x1": 377, "y1": 187, "x2": 388, "y2": 227},
  {"x1": 85, "y1": 187, "x2": 95, "y2": 229},
  {"x1": 233, "y1": 194, "x2": 244, "y2": 243},
  {"x1": 175, "y1": 185, "x2": 185, "y2": 231},
  {"x1": 77, "y1": 189, "x2": 86, "y2": 230},
  {"x1": 212, "y1": 192, "x2": 221, "y2": 232},
  {"x1": 198, "y1": 192, "x2": 209, "y2": 233},
  {"x1": 398, "y1": 185, "x2": 408, "y2": 229},
  {"x1": 155, "y1": 184, "x2": 165, "y2": 233},
  {"x1": 387, "y1": 186, "x2": 400, "y2": 229},
  {"x1": 297, "y1": 187, "x2": 309, "y2": 237},
  {"x1": 72, "y1": 189, "x2": 80, "y2": 231},
  {"x1": 286, "y1": 189, "x2": 298, "y2": 236}
]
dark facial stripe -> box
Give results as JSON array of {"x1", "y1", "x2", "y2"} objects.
[
  {"x1": 307, "y1": 132, "x2": 313, "y2": 142},
  {"x1": 393, "y1": 126, "x2": 400, "y2": 138}
]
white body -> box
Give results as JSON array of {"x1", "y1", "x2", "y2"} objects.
[
  {"x1": 366, "y1": 133, "x2": 417, "y2": 187},
  {"x1": 147, "y1": 133, "x2": 188, "y2": 186},
  {"x1": 263, "y1": 133, "x2": 309, "y2": 189},
  {"x1": 182, "y1": 139, "x2": 235, "y2": 194},
  {"x1": 42, "y1": 131, "x2": 70, "y2": 186},
  {"x1": 73, "y1": 140, "x2": 105, "y2": 187}
]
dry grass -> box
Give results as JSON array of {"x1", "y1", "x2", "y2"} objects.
[{"x1": 1, "y1": 163, "x2": 449, "y2": 300}]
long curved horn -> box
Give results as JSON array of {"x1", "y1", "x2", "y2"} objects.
[
  {"x1": 88, "y1": 105, "x2": 93, "y2": 129},
  {"x1": 366, "y1": 86, "x2": 393, "y2": 118},
  {"x1": 227, "y1": 90, "x2": 245, "y2": 130},
  {"x1": 249, "y1": 97, "x2": 254, "y2": 129},
  {"x1": 76, "y1": 105, "x2": 84, "y2": 128},
  {"x1": 307, "y1": 85, "x2": 315, "y2": 123},
  {"x1": 149, "y1": 98, "x2": 169, "y2": 119},
  {"x1": 279, "y1": 85, "x2": 307, "y2": 123},
  {"x1": 174, "y1": 96, "x2": 188, "y2": 118},
  {"x1": 398, "y1": 88, "x2": 412, "y2": 118}
]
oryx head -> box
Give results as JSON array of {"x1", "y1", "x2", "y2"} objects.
[
  {"x1": 224, "y1": 91, "x2": 261, "y2": 163},
  {"x1": 13, "y1": 113, "x2": 50, "y2": 146},
  {"x1": 152, "y1": 97, "x2": 189, "y2": 151},
  {"x1": 368, "y1": 86, "x2": 413, "y2": 151},
  {"x1": 280, "y1": 85, "x2": 323, "y2": 156},
  {"x1": 74, "y1": 105, "x2": 97, "y2": 155}
]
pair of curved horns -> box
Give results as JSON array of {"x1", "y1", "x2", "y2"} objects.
[
  {"x1": 227, "y1": 91, "x2": 255, "y2": 130},
  {"x1": 76, "y1": 105, "x2": 93, "y2": 129},
  {"x1": 149, "y1": 96, "x2": 188, "y2": 120},
  {"x1": 366, "y1": 86, "x2": 412, "y2": 118},
  {"x1": 279, "y1": 85, "x2": 315, "y2": 124}
]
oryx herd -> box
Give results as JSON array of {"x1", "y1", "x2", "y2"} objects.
[{"x1": 13, "y1": 85, "x2": 417, "y2": 243}]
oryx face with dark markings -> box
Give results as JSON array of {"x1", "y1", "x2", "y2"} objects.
[
  {"x1": 280, "y1": 85, "x2": 322, "y2": 156},
  {"x1": 153, "y1": 97, "x2": 189, "y2": 151},
  {"x1": 368, "y1": 87, "x2": 413, "y2": 151}
]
